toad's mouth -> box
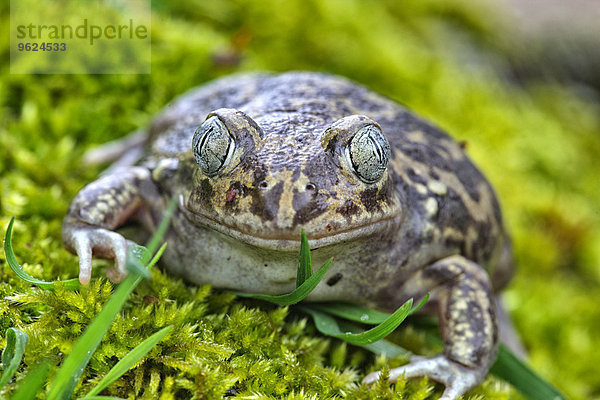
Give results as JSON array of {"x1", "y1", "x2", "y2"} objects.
[{"x1": 178, "y1": 195, "x2": 398, "y2": 251}]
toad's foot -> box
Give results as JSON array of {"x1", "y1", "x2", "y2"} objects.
[
  {"x1": 363, "y1": 255, "x2": 498, "y2": 399},
  {"x1": 63, "y1": 222, "x2": 132, "y2": 284},
  {"x1": 362, "y1": 354, "x2": 485, "y2": 400},
  {"x1": 62, "y1": 167, "x2": 160, "y2": 284}
]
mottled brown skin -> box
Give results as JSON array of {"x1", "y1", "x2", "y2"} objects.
[{"x1": 63, "y1": 72, "x2": 514, "y2": 399}]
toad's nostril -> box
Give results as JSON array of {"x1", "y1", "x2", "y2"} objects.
[{"x1": 258, "y1": 180, "x2": 269, "y2": 190}]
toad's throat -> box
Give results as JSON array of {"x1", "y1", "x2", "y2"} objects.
[{"x1": 179, "y1": 195, "x2": 398, "y2": 251}]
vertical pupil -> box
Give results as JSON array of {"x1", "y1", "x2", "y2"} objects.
[
  {"x1": 198, "y1": 124, "x2": 214, "y2": 155},
  {"x1": 367, "y1": 131, "x2": 384, "y2": 163}
]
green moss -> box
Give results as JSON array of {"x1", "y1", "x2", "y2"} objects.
[{"x1": 1, "y1": 0, "x2": 599, "y2": 398}]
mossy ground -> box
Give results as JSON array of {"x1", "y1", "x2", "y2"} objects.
[{"x1": 1, "y1": 0, "x2": 599, "y2": 399}]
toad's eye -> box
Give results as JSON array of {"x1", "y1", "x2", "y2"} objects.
[
  {"x1": 347, "y1": 125, "x2": 391, "y2": 183},
  {"x1": 192, "y1": 116, "x2": 235, "y2": 176}
]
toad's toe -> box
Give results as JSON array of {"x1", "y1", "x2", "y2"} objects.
[{"x1": 363, "y1": 354, "x2": 486, "y2": 400}]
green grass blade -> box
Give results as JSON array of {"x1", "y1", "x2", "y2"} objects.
[
  {"x1": 299, "y1": 295, "x2": 428, "y2": 345},
  {"x1": 234, "y1": 258, "x2": 332, "y2": 305},
  {"x1": 125, "y1": 245, "x2": 151, "y2": 278},
  {"x1": 78, "y1": 396, "x2": 125, "y2": 400},
  {"x1": 146, "y1": 243, "x2": 167, "y2": 270},
  {"x1": 84, "y1": 326, "x2": 173, "y2": 397},
  {"x1": 11, "y1": 362, "x2": 51, "y2": 400},
  {"x1": 491, "y1": 344, "x2": 567, "y2": 400},
  {"x1": 46, "y1": 265, "x2": 143, "y2": 399},
  {"x1": 335, "y1": 319, "x2": 411, "y2": 357},
  {"x1": 306, "y1": 302, "x2": 393, "y2": 325},
  {"x1": 299, "y1": 303, "x2": 401, "y2": 345},
  {"x1": 356, "y1": 337, "x2": 411, "y2": 358},
  {"x1": 296, "y1": 229, "x2": 312, "y2": 287},
  {"x1": 305, "y1": 302, "x2": 565, "y2": 399},
  {"x1": 0, "y1": 328, "x2": 28, "y2": 391},
  {"x1": 46, "y1": 202, "x2": 175, "y2": 400},
  {"x1": 3, "y1": 217, "x2": 80, "y2": 291}
]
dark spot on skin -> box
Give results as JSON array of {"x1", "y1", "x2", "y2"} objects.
[
  {"x1": 360, "y1": 188, "x2": 380, "y2": 212},
  {"x1": 249, "y1": 180, "x2": 281, "y2": 222},
  {"x1": 406, "y1": 168, "x2": 428, "y2": 185},
  {"x1": 470, "y1": 223, "x2": 488, "y2": 260},
  {"x1": 400, "y1": 142, "x2": 451, "y2": 171},
  {"x1": 459, "y1": 140, "x2": 468, "y2": 150},
  {"x1": 264, "y1": 264, "x2": 268, "y2": 267},
  {"x1": 444, "y1": 235, "x2": 464, "y2": 253},
  {"x1": 421, "y1": 228, "x2": 436, "y2": 245},
  {"x1": 189, "y1": 178, "x2": 215, "y2": 213},
  {"x1": 359, "y1": 185, "x2": 390, "y2": 213},
  {"x1": 467, "y1": 218, "x2": 500, "y2": 265},
  {"x1": 292, "y1": 189, "x2": 329, "y2": 226},
  {"x1": 325, "y1": 223, "x2": 333, "y2": 232},
  {"x1": 336, "y1": 199, "x2": 360, "y2": 218},
  {"x1": 429, "y1": 170, "x2": 440, "y2": 180},
  {"x1": 453, "y1": 159, "x2": 488, "y2": 203},
  {"x1": 227, "y1": 256, "x2": 231, "y2": 261},
  {"x1": 324, "y1": 133, "x2": 339, "y2": 158},
  {"x1": 327, "y1": 273, "x2": 343, "y2": 286},
  {"x1": 422, "y1": 261, "x2": 464, "y2": 285},
  {"x1": 200, "y1": 179, "x2": 213, "y2": 201},
  {"x1": 436, "y1": 187, "x2": 478, "y2": 257}
]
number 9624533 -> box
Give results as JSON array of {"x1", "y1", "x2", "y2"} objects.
[{"x1": 17, "y1": 42, "x2": 66, "y2": 51}]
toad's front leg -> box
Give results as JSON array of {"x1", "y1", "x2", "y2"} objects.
[
  {"x1": 62, "y1": 167, "x2": 160, "y2": 284},
  {"x1": 364, "y1": 255, "x2": 498, "y2": 400}
]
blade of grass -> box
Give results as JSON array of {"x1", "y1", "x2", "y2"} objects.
[
  {"x1": 355, "y1": 337, "x2": 411, "y2": 358},
  {"x1": 78, "y1": 396, "x2": 125, "y2": 400},
  {"x1": 335, "y1": 319, "x2": 411, "y2": 357},
  {"x1": 46, "y1": 200, "x2": 175, "y2": 400},
  {"x1": 298, "y1": 295, "x2": 428, "y2": 345},
  {"x1": 306, "y1": 302, "x2": 393, "y2": 325},
  {"x1": 146, "y1": 243, "x2": 167, "y2": 270},
  {"x1": 46, "y1": 257, "x2": 146, "y2": 400},
  {"x1": 491, "y1": 344, "x2": 567, "y2": 400},
  {"x1": 125, "y1": 245, "x2": 151, "y2": 278},
  {"x1": 84, "y1": 326, "x2": 173, "y2": 397},
  {"x1": 296, "y1": 229, "x2": 312, "y2": 287},
  {"x1": 0, "y1": 328, "x2": 28, "y2": 391},
  {"x1": 234, "y1": 258, "x2": 332, "y2": 305},
  {"x1": 10, "y1": 362, "x2": 51, "y2": 400},
  {"x1": 3, "y1": 217, "x2": 80, "y2": 291},
  {"x1": 306, "y1": 302, "x2": 564, "y2": 400}
]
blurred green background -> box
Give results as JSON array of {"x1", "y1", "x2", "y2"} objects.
[{"x1": 1, "y1": 0, "x2": 599, "y2": 398}]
